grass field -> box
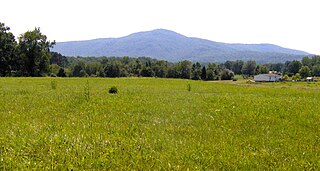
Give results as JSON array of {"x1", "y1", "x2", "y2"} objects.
[{"x1": 0, "y1": 77, "x2": 320, "y2": 170}]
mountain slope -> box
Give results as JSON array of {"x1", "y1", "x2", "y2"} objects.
[{"x1": 52, "y1": 29, "x2": 310, "y2": 63}]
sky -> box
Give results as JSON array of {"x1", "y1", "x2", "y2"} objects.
[{"x1": 1, "y1": 0, "x2": 319, "y2": 54}]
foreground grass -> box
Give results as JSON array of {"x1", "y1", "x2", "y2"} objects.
[{"x1": 0, "y1": 77, "x2": 320, "y2": 170}]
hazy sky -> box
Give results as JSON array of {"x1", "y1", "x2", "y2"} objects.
[{"x1": 1, "y1": 0, "x2": 319, "y2": 54}]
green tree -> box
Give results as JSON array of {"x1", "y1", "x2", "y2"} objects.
[
  {"x1": 85, "y1": 62, "x2": 103, "y2": 76},
  {"x1": 57, "y1": 67, "x2": 67, "y2": 77},
  {"x1": 282, "y1": 74, "x2": 289, "y2": 81},
  {"x1": 191, "y1": 62, "x2": 201, "y2": 80},
  {"x1": 152, "y1": 60, "x2": 167, "y2": 78},
  {"x1": 299, "y1": 66, "x2": 311, "y2": 78},
  {"x1": 18, "y1": 28, "x2": 55, "y2": 76},
  {"x1": 220, "y1": 69, "x2": 234, "y2": 80},
  {"x1": 287, "y1": 60, "x2": 302, "y2": 76},
  {"x1": 50, "y1": 52, "x2": 68, "y2": 67},
  {"x1": 177, "y1": 60, "x2": 192, "y2": 79},
  {"x1": 292, "y1": 73, "x2": 301, "y2": 81},
  {"x1": 201, "y1": 66, "x2": 207, "y2": 80},
  {"x1": 206, "y1": 63, "x2": 217, "y2": 80},
  {"x1": 260, "y1": 65, "x2": 269, "y2": 74},
  {"x1": 104, "y1": 61, "x2": 121, "y2": 77},
  {"x1": 0, "y1": 22, "x2": 17, "y2": 76},
  {"x1": 72, "y1": 61, "x2": 86, "y2": 77},
  {"x1": 49, "y1": 64, "x2": 60, "y2": 76},
  {"x1": 140, "y1": 66, "x2": 154, "y2": 77},
  {"x1": 231, "y1": 60, "x2": 244, "y2": 75},
  {"x1": 312, "y1": 64, "x2": 320, "y2": 76},
  {"x1": 242, "y1": 60, "x2": 256, "y2": 76},
  {"x1": 301, "y1": 56, "x2": 312, "y2": 68}
]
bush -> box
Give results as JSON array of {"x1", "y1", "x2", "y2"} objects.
[
  {"x1": 50, "y1": 80, "x2": 57, "y2": 90},
  {"x1": 187, "y1": 83, "x2": 191, "y2": 91},
  {"x1": 220, "y1": 69, "x2": 234, "y2": 80},
  {"x1": 109, "y1": 86, "x2": 118, "y2": 94}
]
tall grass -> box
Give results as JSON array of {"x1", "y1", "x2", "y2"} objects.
[{"x1": 0, "y1": 77, "x2": 320, "y2": 170}]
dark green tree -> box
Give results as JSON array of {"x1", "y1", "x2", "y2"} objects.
[
  {"x1": 312, "y1": 64, "x2": 320, "y2": 76},
  {"x1": 242, "y1": 60, "x2": 256, "y2": 76},
  {"x1": 178, "y1": 60, "x2": 192, "y2": 79},
  {"x1": 0, "y1": 22, "x2": 17, "y2": 76},
  {"x1": 152, "y1": 60, "x2": 167, "y2": 78},
  {"x1": 287, "y1": 60, "x2": 302, "y2": 76},
  {"x1": 72, "y1": 61, "x2": 86, "y2": 77},
  {"x1": 206, "y1": 63, "x2": 217, "y2": 80},
  {"x1": 18, "y1": 28, "x2": 55, "y2": 76},
  {"x1": 104, "y1": 61, "x2": 121, "y2": 77},
  {"x1": 201, "y1": 66, "x2": 207, "y2": 80},
  {"x1": 57, "y1": 67, "x2": 67, "y2": 77},
  {"x1": 140, "y1": 66, "x2": 154, "y2": 77},
  {"x1": 50, "y1": 52, "x2": 68, "y2": 67},
  {"x1": 220, "y1": 69, "x2": 234, "y2": 80},
  {"x1": 224, "y1": 61, "x2": 233, "y2": 70},
  {"x1": 231, "y1": 60, "x2": 244, "y2": 75},
  {"x1": 191, "y1": 62, "x2": 202, "y2": 80},
  {"x1": 301, "y1": 56, "x2": 312, "y2": 68}
]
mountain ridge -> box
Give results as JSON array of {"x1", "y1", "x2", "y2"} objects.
[{"x1": 52, "y1": 29, "x2": 310, "y2": 63}]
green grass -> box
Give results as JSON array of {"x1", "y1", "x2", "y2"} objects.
[{"x1": 1, "y1": 77, "x2": 320, "y2": 170}]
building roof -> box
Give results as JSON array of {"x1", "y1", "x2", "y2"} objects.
[{"x1": 255, "y1": 74, "x2": 281, "y2": 77}]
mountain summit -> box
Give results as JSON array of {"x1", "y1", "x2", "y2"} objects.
[{"x1": 52, "y1": 29, "x2": 309, "y2": 63}]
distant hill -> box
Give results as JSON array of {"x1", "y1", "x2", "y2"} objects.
[{"x1": 52, "y1": 29, "x2": 310, "y2": 63}]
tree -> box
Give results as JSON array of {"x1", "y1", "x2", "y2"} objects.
[
  {"x1": 85, "y1": 62, "x2": 103, "y2": 76},
  {"x1": 292, "y1": 73, "x2": 301, "y2": 81},
  {"x1": 191, "y1": 62, "x2": 201, "y2": 80},
  {"x1": 220, "y1": 69, "x2": 234, "y2": 80},
  {"x1": 140, "y1": 66, "x2": 154, "y2": 77},
  {"x1": 301, "y1": 56, "x2": 312, "y2": 68},
  {"x1": 224, "y1": 61, "x2": 233, "y2": 70},
  {"x1": 206, "y1": 63, "x2": 217, "y2": 80},
  {"x1": 0, "y1": 22, "x2": 17, "y2": 76},
  {"x1": 152, "y1": 60, "x2": 167, "y2": 78},
  {"x1": 231, "y1": 60, "x2": 244, "y2": 75},
  {"x1": 18, "y1": 28, "x2": 55, "y2": 76},
  {"x1": 242, "y1": 60, "x2": 256, "y2": 76},
  {"x1": 50, "y1": 52, "x2": 68, "y2": 67},
  {"x1": 72, "y1": 61, "x2": 86, "y2": 77},
  {"x1": 312, "y1": 64, "x2": 320, "y2": 76},
  {"x1": 282, "y1": 74, "x2": 289, "y2": 81},
  {"x1": 177, "y1": 60, "x2": 192, "y2": 79},
  {"x1": 299, "y1": 66, "x2": 311, "y2": 78},
  {"x1": 268, "y1": 63, "x2": 285, "y2": 73},
  {"x1": 104, "y1": 61, "x2": 121, "y2": 77},
  {"x1": 287, "y1": 60, "x2": 302, "y2": 76},
  {"x1": 49, "y1": 64, "x2": 60, "y2": 76},
  {"x1": 57, "y1": 68, "x2": 67, "y2": 77},
  {"x1": 201, "y1": 66, "x2": 207, "y2": 80}
]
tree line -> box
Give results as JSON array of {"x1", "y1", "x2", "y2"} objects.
[{"x1": 1, "y1": 22, "x2": 319, "y2": 80}]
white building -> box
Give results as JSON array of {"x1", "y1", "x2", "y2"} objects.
[{"x1": 254, "y1": 74, "x2": 281, "y2": 82}]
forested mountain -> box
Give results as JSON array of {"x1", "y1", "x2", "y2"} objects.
[{"x1": 53, "y1": 29, "x2": 310, "y2": 63}]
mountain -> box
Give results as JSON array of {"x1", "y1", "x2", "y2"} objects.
[{"x1": 52, "y1": 29, "x2": 310, "y2": 63}]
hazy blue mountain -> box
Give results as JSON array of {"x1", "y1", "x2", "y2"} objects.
[{"x1": 52, "y1": 29, "x2": 310, "y2": 63}]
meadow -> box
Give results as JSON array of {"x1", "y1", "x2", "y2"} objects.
[{"x1": 0, "y1": 77, "x2": 320, "y2": 170}]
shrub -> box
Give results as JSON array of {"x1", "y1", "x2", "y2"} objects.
[
  {"x1": 50, "y1": 80, "x2": 57, "y2": 90},
  {"x1": 187, "y1": 83, "x2": 191, "y2": 91},
  {"x1": 84, "y1": 81, "x2": 90, "y2": 101},
  {"x1": 109, "y1": 86, "x2": 118, "y2": 94},
  {"x1": 220, "y1": 69, "x2": 234, "y2": 80}
]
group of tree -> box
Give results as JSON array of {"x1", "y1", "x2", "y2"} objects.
[
  {"x1": 1, "y1": 21, "x2": 320, "y2": 81},
  {"x1": 0, "y1": 22, "x2": 54, "y2": 77},
  {"x1": 50, "y1": 56, "x2": 233, "y2": 80}
]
